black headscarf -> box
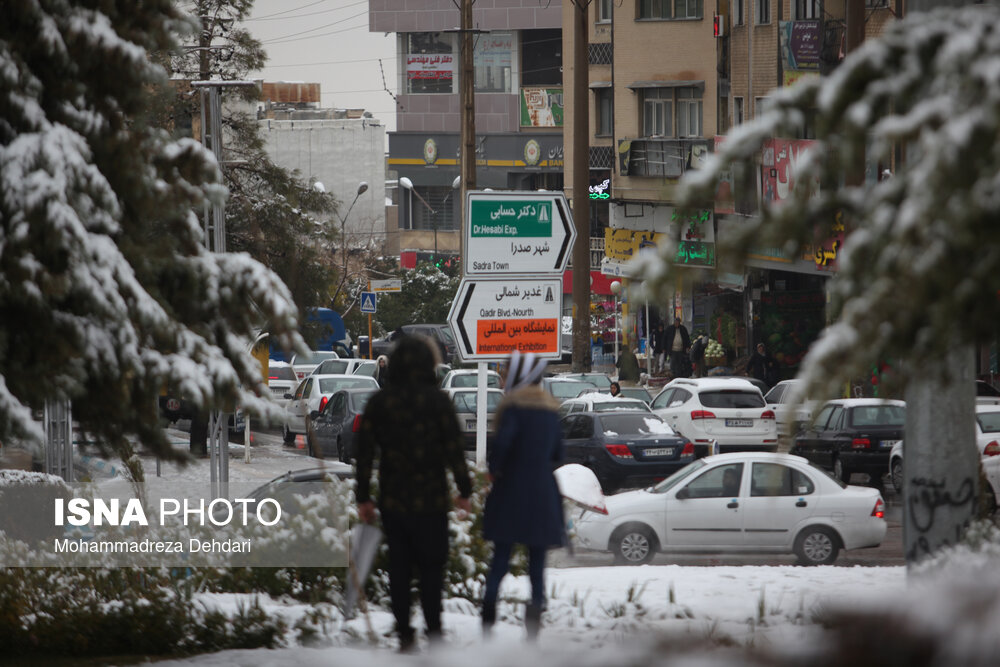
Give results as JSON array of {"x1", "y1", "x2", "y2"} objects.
[{"x1": 387, "y1": 335, "x2": 439, "y2": 387}]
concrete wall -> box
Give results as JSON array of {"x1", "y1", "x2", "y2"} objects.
[{"x1": 258, "y1": 118, "x2": 387, "y2": 244}]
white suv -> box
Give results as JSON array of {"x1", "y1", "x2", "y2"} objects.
[{"x1": 650, "y1": 378, "x2": 778, "y2": 453}]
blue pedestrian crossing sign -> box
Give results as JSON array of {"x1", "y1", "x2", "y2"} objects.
[{"x1": 360, "y1": 291, "x2": 377, "y2": 314}]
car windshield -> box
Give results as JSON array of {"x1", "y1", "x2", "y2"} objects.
[
  {"x1": 550, "y1": 381, "x2": 597, "y2": 399},
  {"x1": 350, "y1": 391, "x2": 377, "y2": 412},
  {"x1": 620, "y1": 388, "x2": 651, "y2": 402},
  {"x1": 592, "y1": 400, "x2": 651, "y2": 413},
  {"x1": 977, "y1": 412, "x2": 1000, "y2": 433},
  {"x1": 295, "y1": 351, "x2": 340, "y2": 366},
  {"x1": 699, "y1": 390, "x2": 765, "y2": 409},
  {"x1": 319, "y1": 377, "x2": 377, "y2": 393},
  {"x1": 599, "y1": 414, "x2": 673, "y2": 435},
  {"x1": 451, "y1": 374, "x2": 501, "y2": 388},
  {"x1": 269, "y1": 366, "x2": 296, "y2": 381},
  {"x1": 566, "y1": 373, "x2": 611, "y2": 389},
  {"x1": 850, "y1": 405, "x2": 905, "y2": 427},
  {"x1": 315, "y1": 360, "x2": 350, "y2": 375},
  {"x1": 651, "y1": 459, "x2": 706, "y2": 494},
  {"x1": 452, "y1": 392, "x2": 502, "y2": 413}
]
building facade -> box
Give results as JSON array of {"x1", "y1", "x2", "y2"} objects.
[
  {"x1": 257, "y1": 82, "x2": 387, "y2": 249},
  {"x1": 370, "y1": 0, "x2": 565, "y2": 267}
]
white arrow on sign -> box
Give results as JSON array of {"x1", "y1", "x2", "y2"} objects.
[
  {"x1": 464, "y1": 191, "x2": 576, "y2": 276},
  {"x1": 447, "y1": 277, "x2": 564, "y2": 362}
]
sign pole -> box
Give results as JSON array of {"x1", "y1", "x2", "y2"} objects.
[
  {"x1": 368, "y1": 281, "x2": 372, "y2": 360},
  {"x1": 476, "y1": 360, "x2": 488, "y2": 468}
]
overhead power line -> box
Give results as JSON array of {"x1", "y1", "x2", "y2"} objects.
[{"x1": 248, "y1": 0, "x2": 365, "y2": 21}]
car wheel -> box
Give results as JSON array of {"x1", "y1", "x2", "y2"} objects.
[
  {"x1": 612, "y1": 524, "x2": 656, "y2": 566},
  {"x1": 337, "y1": 437, "x2": 345, "y2": 463},
  {"x1": 794, "y1": 526, "x2": 840, "y2": 565},
  {"x1": 833, "y1": 457, "x2": 851, "y2": 484},
  {"x1": 890, "y1": 458, "x2": 904, "y2": 494},
  {"x1": 305, "y1": 430, "x2": 316, "y2": 457},
  {"x1": 282, "y1": 424, "x2": 295, "y2": 446}
]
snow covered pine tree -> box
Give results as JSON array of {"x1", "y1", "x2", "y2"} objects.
[{"x1": 0, "y1": 1, "x2": 303, "y2": 463}]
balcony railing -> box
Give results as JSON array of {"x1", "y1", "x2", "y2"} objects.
[{"x1": 619, "y1": 138, "x2": 712, "y2": 178}]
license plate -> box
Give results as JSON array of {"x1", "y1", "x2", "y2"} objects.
[
  {"x1": 725, "y1": 419, "x2": 753, "y2": 427},
  {"x1": 466, "y1": 420, "x2": 476, "y2": 430},
  {"x1": 880, "y1": 439, "x2": 900, "y2": 448},
  {"x1": 643, "y1": 447, "x2": 675, "y2": 457}
]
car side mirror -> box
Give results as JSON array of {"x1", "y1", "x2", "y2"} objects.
[
  {"x1": 676, "y1": 488, "x2": 690, "y2": 500},
  {"x1": 309, "y1": 410, "x2": 320, "y2": 420}
]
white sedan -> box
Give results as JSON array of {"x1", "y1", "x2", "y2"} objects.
[
  {"x1": 283, "y1": 374, "x2": 379, "y2": 444},
  {"x1": 573, "y1": 452, "x2": 886, "y2": 566},
  {"x1": 889, "y1": 404, "x2": 1000, "y2": 501}
]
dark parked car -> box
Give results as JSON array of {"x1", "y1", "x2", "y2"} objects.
[
  {"x1": 560, "y1": 411, "x2": 694, "y2": 494},
  {"x1": 306, "y1": 388, "x2": 377, "y2": 462},
  {"x1": 371, "y1": 324, "x2": 458, "y2": 364},
  {"x1": 790, "y1": 398, "x2": 905, "y2": 485},
  {"x1": 448, "y1": 387, "x2": 504, "y2": 451}
]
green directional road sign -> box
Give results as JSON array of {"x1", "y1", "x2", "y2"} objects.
[{"x1": 464, "y1": 191, "x2": 576, "y2": 275}]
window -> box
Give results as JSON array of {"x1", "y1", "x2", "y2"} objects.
[
  {"x1": 812, "y1": 404, "x2": 835, "y2": 430},
  {"x1": 850, "y1": 405, "x2": 906, "y2": 427},
  {"x1": 641, "y1": 87, "x2": 703, "y2": 138},
  {"x1": 596, "y1": 88, "x2": 613, "y2": 136},
  {"x1": 474, "y1": 32, "x2": 513, "y2": 93},
  {"x1": 521, "y1": 29, "x2": 562, "y2": 86},
  {"x1": 643, "y1": 88, "x2": 672, "y2": 136},
  {"x1": 823, "y1": 406, "x2": 844, "y2": 431},
  {"x1": 794, "y1": 0, "x2": 819, "y2": 19},
  {"x1": 638, "y1": 0, "x2": 671, "y2": 18},
  {"x1": 751, "y1": 463, "x2": 815, "y2": 496},
  {"x1": 674, "y1": 0, "x2": 704, "y2": 19},
  {"x1": 698, "y1": 390, "x2": 765, "y2": 409},
  {"x1": 756, "y1": 0, "x2": 770, "y2": 24},
  {"x1": 676, "y1": 88, "x2": 703, "y2": 137},
  {"x1": 598, "y1": 0, "x2": 613, "y2": 22},
  {"x1": 733, "y1": 97, "x2": 744, "y2": 126},
  {"x1": 734, "y1": 0, "x2": 745, "y2": 25},
  {"x1": 682, "y1": 463, "x2": 744, "y2": 498},
  {"x1": 639, "y1": 0, "x2": 702, "y2": 18},
  {"x1": 406, "y1": 33, "x2": 455, "y2": 94}
]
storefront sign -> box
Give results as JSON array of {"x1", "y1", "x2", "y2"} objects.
[
  {"x1": 603, "y1": 218, "x2": 716, "y2": 269},
  {"x1": 780, "y1": 20, "x2": 822, "y2": 71},
  {"x1": 520, "y1": 88, "x2": 564, "y2": 128},
  {"x1": 406, "y1": 53, "x2": 455, "y2": 81},
  {"x1": 761, "y1": 138, "x2": 817, "y2": 204}
]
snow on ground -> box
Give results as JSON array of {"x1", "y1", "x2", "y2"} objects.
[{"x1": 145, "y1": 563, "x2": 904, "y2": 667}]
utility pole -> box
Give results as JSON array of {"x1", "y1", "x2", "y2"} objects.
[
  {"x1": 459, "y1": 0, "x2": 476, "y2": 255},
  {"x1": 571, "y1": 0, "x2": 592, "y2": 372}
]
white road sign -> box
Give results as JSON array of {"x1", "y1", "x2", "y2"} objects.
[
  {"x1": 370, "y1": 279, "x2": 402, "y2": 293},
  {"x1": 464, "y1": 191, "x2": 576, "y2": 276},
  {"x1": 448, "y1": 277, "x2": 564, "y2": 361}
]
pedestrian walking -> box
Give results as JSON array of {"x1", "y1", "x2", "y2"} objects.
[
  {"x1": 652, "y1": 323, "x2": 666, "y2": 373},
  {"x1": 663, "y1": 317, "x2": 691, "y2": 378},
  {"x1": 355, "y1": 335, "x2": 472, "y2": 652},
  {"x1": 374, "y1": 354, "x2": 390, "y2": 387},
  {"x1": 747, "y1": 342, "x2": 779, "y2": 391},
  {"x1": 616, "y1": 346, "x2": 641, "y2": 385},
  {"x1": 482, "y1": 351, "x2": 565, "y2": 642},
  {"x1": 690, "y1": 333, "x2": 708, "y2": 378}
]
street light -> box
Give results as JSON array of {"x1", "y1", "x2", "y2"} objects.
[
  {"x1": 610, "y1": 280, "x2": 622, "y2": 364},
  {"x1": 400, "y1": 176, "x2": 457, "y2": 263},
  {"x1": 337, "y1": 181, "x2": 369, "y2": 288}
]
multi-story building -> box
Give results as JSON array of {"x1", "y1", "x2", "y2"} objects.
[
  {"x1": 563, "y1": 0, "x2": 724, "y2": 355},
  {"x1": 257, "y1": 82, "x2": 387, "y2": 248},
  {"x1": 369, "y1": 0, "x2": 565, "y2": 268}
]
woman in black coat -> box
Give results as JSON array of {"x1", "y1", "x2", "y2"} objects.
[{"x1": 481, "y1": 351, "x2": 565, "y2": 640}]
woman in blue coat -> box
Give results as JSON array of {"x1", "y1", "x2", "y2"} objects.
[{"x1": 481, "y1": 351, "x2": 565, "y2": 640}]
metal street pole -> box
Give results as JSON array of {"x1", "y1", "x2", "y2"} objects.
[
  {"x1": 459, "y1": 0, "x2": 476, "y2": 262},
  {"x1": 571, "y1": 0, "x2": 592, "y2": 372}
]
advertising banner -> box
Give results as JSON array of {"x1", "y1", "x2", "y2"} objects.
[{"x1": 520, "y1": 88, "x2": 564, "y2": 127}]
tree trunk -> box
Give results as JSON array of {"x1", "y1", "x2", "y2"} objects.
[{"x1": 903, "y1": 342, "x2": 978, "y2": 567}]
